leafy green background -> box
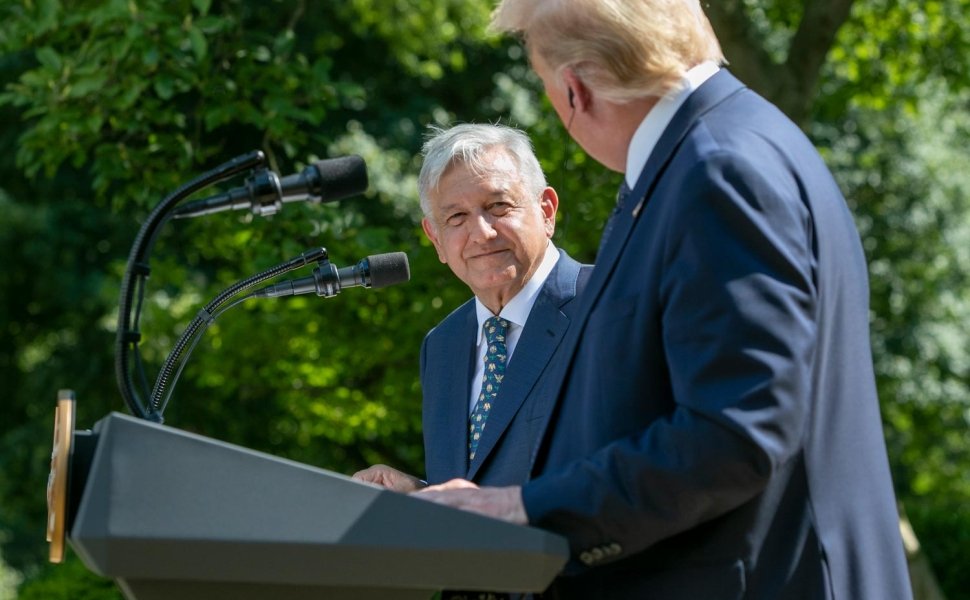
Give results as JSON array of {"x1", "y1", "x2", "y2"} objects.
[{"x1": 0, "y1": 0, "x2": 967, "y2": 598}]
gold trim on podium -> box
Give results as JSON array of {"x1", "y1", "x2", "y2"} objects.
[{"x1": 47, "y1": 389, "x2": 76, "y2": 563}]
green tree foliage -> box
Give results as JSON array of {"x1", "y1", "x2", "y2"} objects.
[
  {"x1": 16, "y1": 557, "x2": 119, "y2": 600},
  {"x1": 713, "y1": 3, "x2": 970, "y2": 596},
  {"x1": 814, "y1": 80, "x2": 970, "y2": 599},
  {"x1": 0, "y1": 548, "x2": 22, "y2": 600},
  {"x1": 0, "y1": 0, "x2": 967, "y2": 598},
  {"x1": 0, "y1": 0, "x2": 506, "y2": 590},
  {"x1": 816, "y1": 82, "x2": 970, "y2": 506}
]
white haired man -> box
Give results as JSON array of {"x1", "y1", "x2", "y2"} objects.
[{"x1": 356, "y1": 123, "x2": 591, "y2": 503}]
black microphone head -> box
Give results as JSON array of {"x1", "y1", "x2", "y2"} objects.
[
  {"x1": 366, "y1": 252, "x2": 410, "y2": 289},
  {"x1": 307, "y1": 155, "x2": 368, "y2": 203}
]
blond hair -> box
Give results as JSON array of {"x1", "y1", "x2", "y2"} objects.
[{"x1": 491, "y1": 0, "x2": 724, "y2": 101}]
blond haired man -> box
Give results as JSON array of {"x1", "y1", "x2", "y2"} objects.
[{"x1": 416, "y1": 2, "x2": 912, "y2": 599}]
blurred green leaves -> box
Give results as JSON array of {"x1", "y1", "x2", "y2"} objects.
[{"x1": 0, "y1": 1, "x2": 968, "y2": 598}]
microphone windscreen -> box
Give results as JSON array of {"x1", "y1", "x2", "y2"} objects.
[
  {"x1": 367, "y1": 252, "x2": 410, "y2": 289},
  {"x1": 310, "y1": 155, "x2": 368, "y2": 202}
]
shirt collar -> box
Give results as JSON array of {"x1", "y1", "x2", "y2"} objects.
[
  {"x1": 474, "y1": 242, "x2": 559, "y2": 340},
  {"x1": 625, "y1": 61, "x2": 720, "y2": 188}
]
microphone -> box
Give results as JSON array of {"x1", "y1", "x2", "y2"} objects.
[
  {"x1": 254, "y1": 252, "x2": 410, "y2": 298},
  {"x1": 173, "y1": 155, "x2": 368, "y2": 219}
]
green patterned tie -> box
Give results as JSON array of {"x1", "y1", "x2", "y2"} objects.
[{"x1": 469, "y1": 316, "x2": 510, "y2": 462}]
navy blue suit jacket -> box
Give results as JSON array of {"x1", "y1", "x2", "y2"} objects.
[
  {"x1": 421, "y1": 249, "x2": 591, "y2": 486},
  {"x1": 523, "y1": 71, "x2": 911, "y2": 599}
]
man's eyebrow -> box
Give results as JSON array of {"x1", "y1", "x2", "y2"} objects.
[
  {"x1": 435, "y1": 201, "x2": 464, "y2": 215},
  {"x1": 436, "y1": 191, "x2": 510, "y2": 215},
  {"x1": 485, "y1": 190, "x2": 511, "y2": 201}
]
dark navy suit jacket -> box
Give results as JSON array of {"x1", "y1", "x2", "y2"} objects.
[
  {"x1": 421, "y1": 249, "x2": 591, "y2": 486},
  {"x1": 522, "y1": 71, "x2": 911, "y2": 599}
]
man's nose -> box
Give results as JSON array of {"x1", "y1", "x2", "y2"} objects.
[{"x1": 469, "y1": 214, "x2": 498, "y2": 242}]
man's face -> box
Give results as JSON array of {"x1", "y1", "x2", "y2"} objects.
[
  {"x1": 530, "y1": 47, "x2": 629, "y2": 173},
  {"x1": 530, "y1": 49, "x2": 573, "y2": 128},
  {"x1": 422, "y1": 149, "x2": 557, "y2": 310}
]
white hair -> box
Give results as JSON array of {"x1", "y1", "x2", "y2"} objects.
[{"x1": 418, "y1": 123, "x2": 547, "y2": 216}]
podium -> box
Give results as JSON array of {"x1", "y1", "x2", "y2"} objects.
[{"x1": 63, "y1": 413, "x2": 568, "y2": 599}]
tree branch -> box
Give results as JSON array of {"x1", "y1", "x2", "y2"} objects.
[
  {"x1": 781, "y1": 0, "x2": 856, "y2": 122},
  {"x1": 703, "y1": 0, "x2": 786, "y2": 105},
  {"x1": 704, "y1": 0, "x2": 857, "y2": 126}
]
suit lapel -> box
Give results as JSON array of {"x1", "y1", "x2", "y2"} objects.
[
  {"x1": 466, "y1": 254, "x2": 580, "y2": 480},
  {"x1": 594, "y1": 70, "x2": 747, "y2": 289},
  {"x1": 528, "y1": 71, "x2": 748, "y2": 472},
  {"x1": 426, "y1": 307, "x2": 477, "y2": 480}
]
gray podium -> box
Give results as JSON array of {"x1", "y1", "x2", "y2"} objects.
[{"x1": 67, "y1": 413, "x2": 568, "y2": 599}]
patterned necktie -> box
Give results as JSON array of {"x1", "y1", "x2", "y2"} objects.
[
  {"x1": 597, "y1": 180, "x2": 632, "y2": 258},
  {"x1": 469, "y1": 316, "x2": 510, "y2": 462}
]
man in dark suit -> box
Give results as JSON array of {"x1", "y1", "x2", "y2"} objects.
[
  {"x1": 417, "y1": 1, "x2": 912, "y2": 598},
  {"x1": 354, "y1": 123, "x2": 590, "y2": 491}
]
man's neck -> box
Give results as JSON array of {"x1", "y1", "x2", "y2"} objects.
[
  {"x1": 475, "y1": 244, "x2": 559, "y2": 318},
  {"x1": 598, "y1": 96, "x2": 660, "y2": 174},
  {"x1": 624, "y1": 62, "x2": 720, "y2": 185}
]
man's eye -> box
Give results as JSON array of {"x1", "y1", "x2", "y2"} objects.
[
  {"x1": 488, "y1": 203, "x2": 511, "y2": 215},
  {"x1": 445, "y1": 213, "x2": 466, "y2": 226}
]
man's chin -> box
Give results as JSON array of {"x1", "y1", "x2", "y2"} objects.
[
  {"x1": 468, "y1": 270, "x2": 520, "y2": 293},
  {"x1": 467, "y1": 254, "x2": 517, "y2": 274}
]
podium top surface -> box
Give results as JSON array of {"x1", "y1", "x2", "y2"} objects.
[{"x1": 70, "y1": 412, "x2": 568, "y2": 593}]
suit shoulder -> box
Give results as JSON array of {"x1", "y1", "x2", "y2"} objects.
[
  {"x1": 548, "y1": 249, "x2": 594, "y2": 301},
  {"x1": 424, "y1": 297, "x2": 475, "y2": 344}
]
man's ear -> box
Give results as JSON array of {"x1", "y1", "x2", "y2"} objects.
[
  {"x1": 539, "y1": 187, "x2": 559, "y2": 237},
  {"x1": 562, "y1": 68, "x2": 588, "y2": 111},
  {"x1": 421, "y1": 217, "x2": 447, "y2": 264}
]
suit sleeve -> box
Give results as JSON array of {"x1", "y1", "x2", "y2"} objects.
[{"x1": 522, "y1": 150, "x2": 818, "y2": 566}]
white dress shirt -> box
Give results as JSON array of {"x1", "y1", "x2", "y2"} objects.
[
  {"x1": 625, "y1": 61, "x2": 720, "y2": 189},
  {"x1": 468, "y1": 243, "x2": 560, "y2": 413}
]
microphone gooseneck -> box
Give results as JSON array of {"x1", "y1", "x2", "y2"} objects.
[
  {"x1": 254, "y1": 252, "x2": 410, "y2": 299},
  {"x1": 148, "y1": 247, "x2": 330, "y2": 418},
  {"x1": 149, "y1": 249, "x2": 410, "y2": 419},
  {"x1": 173, "y1": 155, "x2": 368, "y2": 219},
  {"x1": 116, "y1": 150, "x2": 268, "y2": 421}
]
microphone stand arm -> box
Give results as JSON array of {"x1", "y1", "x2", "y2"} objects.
[
  {"x1": 147, "y1": 247, "x2": 331, "y2": 422},
  {"x1": 115, "y1": 151, "x2": 267, "y2": 420}
]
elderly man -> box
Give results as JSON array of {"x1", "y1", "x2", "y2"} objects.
[
  {"x1": 417, "y1": 2, "x2": 912, "y2": 599},
  {"x1": 355, "y1": 123, "x2": 590, "y2": 491}
]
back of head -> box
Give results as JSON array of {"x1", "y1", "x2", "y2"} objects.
[
  {"x1": 491, "y1": 0, "x2": 724, "y2": 102},
  {"x1": 418, "y1": 123, "x2": 547, "y2": 216}
]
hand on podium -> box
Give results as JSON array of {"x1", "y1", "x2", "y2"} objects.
[
  {"x1": 415, "y1": 480, "x2": 527, "y2": 525},
  {"x1": 352, "y1": 464, "x2": 427, "y2": 493},
  {"x1": 353, "y1": 467, "x2": 528, "y2": 525}
]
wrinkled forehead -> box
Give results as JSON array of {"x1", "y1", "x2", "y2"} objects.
[
  {"x1": 438, "y1": 164, "x2": 514, "y2": 200},
  {"x1": 446, "y1": 146, "x2": 519, "y2": 180},
  {"x1": 437, "y1": 150, "x2": 521, "y2": 194},
  {"x1": 430, "y1": 153, "x2": 525, "y2": 213}
]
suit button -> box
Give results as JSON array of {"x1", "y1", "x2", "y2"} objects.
[
  {"x1": 607, "y1": 542, "x2": 622, "y2": 556},
  {"x1": 590, "y1": 547, "x2": 605, "y2": 562},
  {"x1": 579, "y1": 551, "x2": 595, "y2": 566}
]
